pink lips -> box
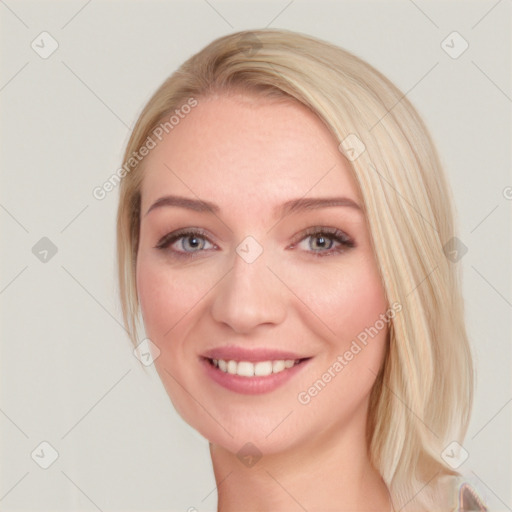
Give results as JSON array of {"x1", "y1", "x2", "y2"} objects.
[
  {"x1": 200, "y1": 346, "x2": 312, "y2": 395},
  {"x1": 201, "y1": 346, "x2": 309, "y2": 363}
]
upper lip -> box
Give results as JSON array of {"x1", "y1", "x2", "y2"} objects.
[{"x1": 201, "y1": 346, "x2": 312, "y2": 363}]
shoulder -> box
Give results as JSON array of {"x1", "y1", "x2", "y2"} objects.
[
  {"x1": 396, "y1": 472, "x2": 489, "y2": 511},
  {"x1": 458, "y1": 480, "x2": 488, "y2": 511},
  {"x1": 442, "y1": 472, "x2": 489, "y2": 511}
]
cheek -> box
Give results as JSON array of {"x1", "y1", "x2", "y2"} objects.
[
  {"x1": 289, "y1": 256, "x2": 389, "y2": 383},
  {"x1": 136, "y1": 254, "x2": 192, "y2": 340},
  {"x1": 135, "y1": 253, "x2": 220, "y2": 431},
  {"x1": 290, "y1": 261, "x2": 389, "y2": 418},
  {"x1": 286, "y1": 255, "x2": 388, "y2": 343},
  {"x1": 136, "y1": 251, "x2": 223, "y2": 349}
]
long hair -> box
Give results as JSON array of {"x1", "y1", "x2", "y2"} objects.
[{"x1": 116, "y1": 28, "x2": 473, "y2": 510}]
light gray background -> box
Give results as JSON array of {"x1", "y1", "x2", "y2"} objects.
[{"x1": 1, "y1": 1, "x2": 511, "y2": 510}]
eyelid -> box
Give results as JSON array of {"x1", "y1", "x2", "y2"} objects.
[
  {"x1": 154, "y1": 225, "x2": 355, "y2": 257},
  {"x1": 154, "y1": 227, "x2": 217, "y2": 251},
  {"x1": 289, "y1": 226, "x2": 355, "y2": 249}
]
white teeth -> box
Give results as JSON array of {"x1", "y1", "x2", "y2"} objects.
[
  {"x1": 211, "y1": 358, "x2": 301, "y2": 377},
  {"x1": 237, "y1": 361, "x2": 255, "y2": 377},
  {"x1": 254, "y1": 361, "x2": 273, "y2": 376},
  {"x1": 272, "y1": 360, "x2": 285, "y2": 373},
  {"x1": 227, "y1": 360, "x2": 237, "y2": 375}
]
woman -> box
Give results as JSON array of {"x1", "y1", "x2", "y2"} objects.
[{"x1": 116, "y1": 28, "x2": 487, "y2": 511}]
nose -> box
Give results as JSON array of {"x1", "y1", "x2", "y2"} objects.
[{"x1": 210, "y1": 249, "x2": 287, "y2": 334}]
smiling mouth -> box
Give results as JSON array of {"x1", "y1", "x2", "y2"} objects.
[{"x1": 205, "y1": 357, "x2": 311, "y2": 378}]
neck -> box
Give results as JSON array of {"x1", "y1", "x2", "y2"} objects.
[{"x1": 209, "y1": 411, "x2": 391, "y2": 512}]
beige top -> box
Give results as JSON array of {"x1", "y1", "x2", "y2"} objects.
[
  {"x1": 392, "y1": 474, "x2": 489, "y2": 511},
  {"x1": 457, "y1": 481, "x2": 488, "y2": 511}
]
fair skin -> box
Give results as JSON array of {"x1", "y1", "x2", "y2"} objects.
[{"x1": 136, "y1": 92, "x2": 392, "y2": 511}]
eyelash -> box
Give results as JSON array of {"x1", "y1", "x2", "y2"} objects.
[{"x1": 154, "y1": 226, "x2": 355, "y2": 259}]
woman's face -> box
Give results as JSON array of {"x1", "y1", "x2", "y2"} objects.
[{"x1": 136, "y1": 92, "x2": 390, "y2": 455}]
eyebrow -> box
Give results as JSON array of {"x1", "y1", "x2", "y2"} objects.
[{"x1": 144, "y1": 194, "x2": 363, "y2": 217}]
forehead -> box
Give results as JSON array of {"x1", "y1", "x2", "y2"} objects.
[{"x1": 139, "y1": 93, "x2": 360, "y2": 213}]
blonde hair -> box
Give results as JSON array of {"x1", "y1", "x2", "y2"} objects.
[{"x1": 116, "y1": 28, "x2": 473, "y2": 511}]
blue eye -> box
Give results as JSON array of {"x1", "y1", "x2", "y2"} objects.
[
  {"x1": 154, "y1": 226, "x2": 355, "y2": 259},
  {"x1": 291, "y1": 226, "x2": 355, "y2": 257},
  {"x1": 154, "y1": 228, "x2": 215, "y2": 257}
]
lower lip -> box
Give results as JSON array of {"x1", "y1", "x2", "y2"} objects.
[{"x1": 200, "y1": 357, "x2": 311, "y2": 395}]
